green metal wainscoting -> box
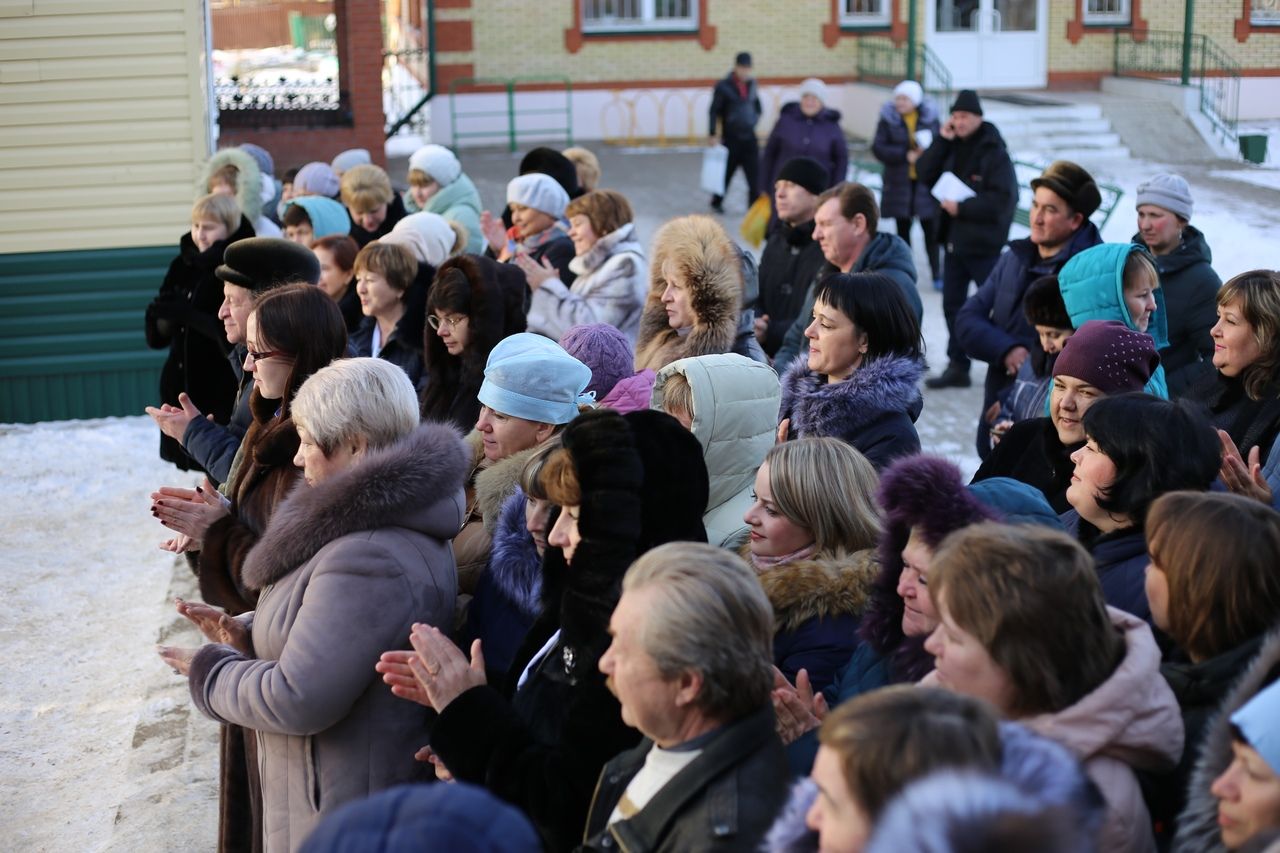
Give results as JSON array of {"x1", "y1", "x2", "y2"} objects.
[{"x1": 0, "y1": 247, "x2": 171, "y2": 424}]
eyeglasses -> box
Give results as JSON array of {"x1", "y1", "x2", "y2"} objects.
[
  {"x1": 428, "y1": 314, "x2": 468, "y2": 331},
  {"x1": 246, "y1": 348, "x2": 293, "y2": 362}
]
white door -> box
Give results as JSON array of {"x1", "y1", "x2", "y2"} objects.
[{"x1": 926, "y1": 0, "x2": 1047, "y2": 89}]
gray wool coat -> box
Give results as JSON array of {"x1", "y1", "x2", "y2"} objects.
[{"x1": 189, "y1": 422, "x2": 466, "y2": 853}]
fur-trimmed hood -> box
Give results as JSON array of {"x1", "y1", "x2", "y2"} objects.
[
  {"x1": 242, "y1": 423, "x2": 468, "y2": 590},
  {"x1": 780, "y1": 354, "x2": 924, "y2": 438},
  {"x1": 634, "y1": 215, "x2": 743, "y2": 372},
  {"x1": 745, "y1": 546, "x2": 878, "y2": 634},
  {"x1": 198, "y1": 147, "x2": 264, "y2": 223},
  {"x1": 1174, "y1": 630, "x2": 1280, "y2": 853},
  {"x1": 487, "y1": 488, "x2": 543, "y2": 619}
]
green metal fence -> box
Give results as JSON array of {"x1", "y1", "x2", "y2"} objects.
[
  {"x1": 0, "y1": 246, "x2": 170, "y2": 423},
  {"x1": 855, "y1": 37, "x2": 953, "y2": 107},
  {"x1": 448, "y1": 76, "x2": 573, "y2": 152},
  {"x1": 1113, "y1": 29, "x2": 1240, "y2": 143}
]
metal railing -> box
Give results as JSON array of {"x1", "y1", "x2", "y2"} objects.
[
  {"x1": 448, "y1": 77, "x2": 573, "y2": 152},
  {"x1": 855, "y1": 37, "x2": 953, "y2": 106},
  {"x1": 1113, "y1": 29, "x2": 1240, "y2": 143},
  {"x1": 384, "y1": 47, "x2": 430, "y2": 138}
]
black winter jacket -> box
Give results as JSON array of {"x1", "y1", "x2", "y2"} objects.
[
  {"x1": 972, "y1": 416, "x2": 1078, "y2": 514},
  {"x1": 1131, "y1": 226, "x2": 1221, "y2": 396},
  {"x1": 182, "y1": 343, "x2": 252, "y2": 487},
  {"x1": 348, "y1": 193, "x2": 408, "y2": 247},
  {"x1": 709, "y1": 73, "x2": 761, "y2": 142},
  {"x1": 578, "y1": 706, "x2": 789, "y2": 852},
  {"x1": 755, "y1": 220, "x2": 826, "y2": 357},
  {"x1": 915, "y1": 121, "x2": 1017, "y2": 257}
]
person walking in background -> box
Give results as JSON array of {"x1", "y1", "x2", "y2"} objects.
[
  {"x1": 873, "y1": 80, "x2": 943, "y2": 286},
  {"x1": 759, "y1": 78, "x2": 847, "y2": 216},
  {"x1": 1132, "y1": 173, "x2": 1222, "y2": 396},
  {"x1": 707, "y1": 51, "x2": 762, "y2": 213},
  {"x1": 917, "y1": 89, "x2": 1018, "y2": 391}
]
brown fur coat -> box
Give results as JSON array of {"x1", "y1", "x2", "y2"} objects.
[{"x1": 634, "y1": 215, "x2": 744, "y2": 372}]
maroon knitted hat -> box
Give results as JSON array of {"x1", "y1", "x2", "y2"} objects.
[{"x1": 1051, "y1": 319, "x2": 1159, "y2": 395}]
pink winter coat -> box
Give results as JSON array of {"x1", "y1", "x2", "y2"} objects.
[
  {"x1": 1022, "y1": 607, "x2": 1183, "y2": 853},
  {"x1": 597, "y1": 370, "x2": 656, "y2": 414}
]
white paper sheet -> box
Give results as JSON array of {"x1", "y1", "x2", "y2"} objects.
[{"x1": 931, "y1": 170, "x2": 976, "y2": 203}]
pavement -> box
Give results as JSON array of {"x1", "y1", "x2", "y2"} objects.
[{"x1": 401, "y1": 144, "x2": 988, "y2": 477}]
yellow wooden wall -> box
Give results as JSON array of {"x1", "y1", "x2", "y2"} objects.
[{"x1": 0, "y1": 0, "x2": 212, "y2": 253}]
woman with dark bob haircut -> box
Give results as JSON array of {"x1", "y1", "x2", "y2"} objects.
[
  {"x1": 1142, "y1": 491, "x2": 1280, "y2": 842},
  {"x1": 1063, "y1": 393, "x2": 1219, "y2": 622},
  {"x1": 778, "y1": 271, "x2": 925, "y2": 470},
  {"x1": 923, "y1": 522, "x2": 1182, "y2": 853}
]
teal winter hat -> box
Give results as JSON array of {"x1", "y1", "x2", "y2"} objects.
[
  {"x1": 478, "y1": 333, "x2": 594, "y2": 424},
  {"x1": 1232, "y1": 678, "x2": 1280, "y2": 776},
  {"x1": 285, "y1": 196, "x2": 351, "y2": 239}
]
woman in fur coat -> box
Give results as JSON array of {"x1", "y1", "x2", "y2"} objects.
[
  {"x1": 163, "y1": 358, "x2": 463, "y2": 853},
  {"x1": 741, "y1": 438, "x2": 882, "y2": 693},
  {"x1": 634, "y1": 215, "x2": 745, "y2": 372},
  {"x1": 778, "y1": 272, "x2": 925, "y2": 471},
  {"x1": 379, "y1": 409, "x2": 710, "y2": 853}
]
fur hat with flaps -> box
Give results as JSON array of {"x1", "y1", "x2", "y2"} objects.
[
  {"x1": 634, "y1": 215, "x2": 744, "y2": 372},
  {"x1": 1031, "y1": 160, "x2": 1102, "y2": 219},
  {"x1": 857, "y1": 454, "x2": 1000, "y2": 680}
]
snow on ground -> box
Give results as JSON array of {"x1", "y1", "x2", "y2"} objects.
[
  {"x1": 1207, "y1": 169, "x2": 1280, "y2": 192},
  {"x1": 0, "y1": 418, "x2": 218, "y2": 851}
]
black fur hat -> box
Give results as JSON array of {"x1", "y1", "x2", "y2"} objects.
[{"x1": 1022, "y1": 274, "x2": 1072, "y2": 329}]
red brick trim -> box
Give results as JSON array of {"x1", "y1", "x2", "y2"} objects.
[
  {"x1": 1065, "y1": 0, "x2": 1147, "y2": 44},
  {"x1": 444, "y1": 75, "x2": 860, "y2": 95},
  {"x1": 1047, "y1": 70, "x2": 1107, "y2": 87},
  {"x1": 823, "y1": 0, "x2": 902, "y2": 47},
  {"x1": 1235, "y1": 0, "x2": 1280, "y2": 41},
  {"x1": 564, "y1": 1, "x2": 716, "y2": 53},
  {"x1": 436, "y1": 63, "x2": 476, "y2": 90},
  {"x1": 436, "y1": 19, "x2": 473, "y2": 52},
  {"x1": 437, "y1": 0, "x2": 470, "y2": 7}
]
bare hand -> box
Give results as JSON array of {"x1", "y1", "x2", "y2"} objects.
[
  {"x1": 376, "y1": 649, "x2": 432, "y2": 707},
  {"x1": 770, "y1": 667, "x2": 825, "y2": 745},
  {"x1": 157, "y1": 645, "x2": 197, "y2": 677},
  {"x1": 940, "y1": 199, "x2": 959, "y2": 217},
  {"x1": 1003, "y1": 346, "x2": 1030, "y2": 377},
  {"x1": 479, "y1": 210, "x2": 506, "y2": 253},
  {"x1": 906, "y1": 149, "x2": 922, "y2": 165},
  {"x1": 414, "y1": 745, "x2": 455, "y2": 782},
  {"x1": 176, "y1": 598, "x2": 251, "y2": 654},
  {"x1": 940, "y1": 118, "x2": 957, "y2": 140},
  {"x1": 160, "y1": 533, "x2": 198, "y2": 553},
  {"x1": 990, "y1": 419, "x2": 1014, "y2": 446},
  {"x1": 1219, "y1": 429, "x2": 1273, "y2": 504},
  {"x1": 983, "y1": 401, "x2": 1002, "y2": 426},
  {"x1": 406, "y1": 625, "x2": 486, "y2": 713},
  {"x1": 514, "y1": 254, "x2": 557, "y2": 291},
  {"x1": 753, "y1": 314, "x2": 769, "y2": 345},
  {"x1": 152, "y1": 478, "x2": 228, "y2": 545},
  {"x1": 776, "y1": 418, "x2": 790, "y2": 444},
  {"x1": 145, "y1": 392, "x2": 208, "y2": 444}
]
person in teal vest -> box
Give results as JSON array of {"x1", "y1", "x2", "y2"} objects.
[{"x1": 1058, "y1": 242, "x2": 1170, "y2": 399}]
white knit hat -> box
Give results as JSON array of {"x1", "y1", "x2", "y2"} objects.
[
  {"x1": 380, "y1": 212, "x2": 457, "y2": 268},
  {"x1": 506, "y1": 173, "x2": 569, "y2": 219},
  {"x1": 893, "y1": 80, "x2": 924, "y2": 107},
  {"x1": 408, "y1": 144, "x2": 462, "y2": 186},
  {"x1": 799, "y1": 78, "x2": 829, "y2": 105}
]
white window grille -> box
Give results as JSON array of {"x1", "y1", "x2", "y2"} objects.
[
  {"x1": 582, "y1": 0, "x2": 699, "y2": 32},
  {"x1": 841, "y1": 0, "x2": 891, "y2": 26},
  {"x1": 1083, "y1": 0, "x2": 1131, "y2": 25}
]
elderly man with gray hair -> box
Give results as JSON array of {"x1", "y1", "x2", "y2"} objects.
[{"x1": 580, "y1": 542, "x2": 790, "y2": 851}]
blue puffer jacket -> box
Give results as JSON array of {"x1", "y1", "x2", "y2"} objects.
[
  {"x1": 773, "y1": 232, "x2": 922, "y2": 373},
  {"x1": 871, "y1": 98, "x2": 942, "y2": 221},
  {"x1": 1059, "y1": 242, "x2": 1170, "y2": 399},
  {"x1": 956, "y1": 222, "x2": 1103, "y2": 409}
]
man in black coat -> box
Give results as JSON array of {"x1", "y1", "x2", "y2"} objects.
[
  {"x1": 754, "y1": 157, "x2": 830, "y2": 358},
  {"x1": 707, "y1": 51, "x2": 762, "y2": 213},
  {"x1": 580, "y1": 542, "x2": 789, "y2": 852},
  {"x1": 916, "y1": 89, "x2": 1017, "y2": 389}
]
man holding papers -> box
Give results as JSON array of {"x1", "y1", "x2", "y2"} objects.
[{"x1": 916, "y1": 89, "x2": 1017, "y2": 391}]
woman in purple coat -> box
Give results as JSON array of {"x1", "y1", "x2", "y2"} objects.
[{"x1": 760, "y1": 78, "x2": 848, "y2": 204}]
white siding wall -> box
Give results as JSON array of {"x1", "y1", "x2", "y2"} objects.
[{"x1": 0, "y1": 0, "x2": 211, "y2": 253}]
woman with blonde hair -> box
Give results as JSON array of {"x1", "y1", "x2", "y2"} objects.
[
  {"x1": 742, "y1": 437, "x2": 881, "y2": 692},
  {"x1": 341, "y1": 163, "x2": 407, "y2": 246},
  {"x1": 634, "y1": 215, "x2": 745, "y2": 371}
]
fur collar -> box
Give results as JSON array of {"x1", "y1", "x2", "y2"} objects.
[
  {"x1": 744, "y1": 546, "x2": 878, "y2": 634},
  {"x1": 780, "y1": 354, "x2": 924, "y2": 437},
  {"x1": 242, "y1": 423, "x2": 468, "y2": 590},
  {"x1": 487, "y1": 488, "x2": 542, "y2": 618},
  {"x1": 1174, "y1": 630, "x2": 1280, "y2": 853},
  {"x1": 634, "y1": 216, "x2": 742, "y2": 372},
  {"x1": 464, "y1": 431, "x2": 544, "y2": 536}
]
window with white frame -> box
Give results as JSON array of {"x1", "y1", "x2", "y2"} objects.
[
  {"x1": 1083, "y1": 0, "x2": 1131, "y2": 25},
  {"x1": 841, "y1": 0, "x2": 891, "y2": 27},
  {"x1": 582, "y1": 0, "x2": 699, "y2": 32},
  {"x1": 1252, "y1": 0, "x2": 1280, "y2": 25}
]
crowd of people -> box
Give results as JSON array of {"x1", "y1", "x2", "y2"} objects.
[{"x1": 140, "y1": 67, "x2": 1280, "y2": 853}]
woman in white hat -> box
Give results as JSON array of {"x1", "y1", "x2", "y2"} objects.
[{"x1": 759, "y1": 77, "x2": 847, "y2": 213}]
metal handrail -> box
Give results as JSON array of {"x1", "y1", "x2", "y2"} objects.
[
  {"x1": 1113, "y1": 28, "x2": 1239, "y2": 143},
  {"x1": 448, "y1": 76, "x2": 574, "y2": 152},
  {"x1": 855, "y1": 37, "x2": 953, "y2": 106}
]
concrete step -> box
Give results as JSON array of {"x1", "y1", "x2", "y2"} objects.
[
  {"x1": 1005, "y1": 132, "x2": 1125, "y2": 149},
  {"x1": 982, "y1": 103, "x2": 1105, "y2": 122},
  {"x1": 994, "y1": 118, "x2": 1115, "y2": 136},
  {"x1": 1014, "y1": 144, "x2": 1133, "y2": 161}
]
